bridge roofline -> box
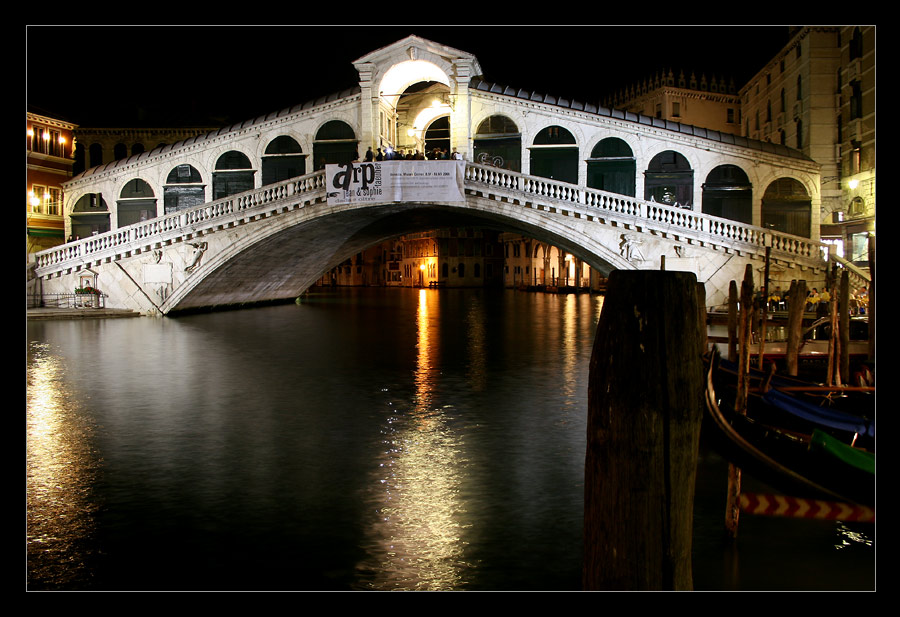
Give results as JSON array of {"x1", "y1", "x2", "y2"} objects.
[
  {"x1": 353, "y1": 35, "x2": 482, "y2": 71},
  {"x1": 67, "y1": 86, "x2": 363, "y2": 184},
  {"x1": 469, "y1": 77, "x2": 813, "y2": 163}
]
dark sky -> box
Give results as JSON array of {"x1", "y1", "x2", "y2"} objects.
[{"x1": 26, "y1": 24, "x2": 794, "y2": 128}]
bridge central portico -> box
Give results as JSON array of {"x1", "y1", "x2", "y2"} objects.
[{"x1": 31, "y1": 35, "x2": 864, "y2": 315}]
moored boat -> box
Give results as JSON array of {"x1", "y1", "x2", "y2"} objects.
[{"x1": 703, "y1": 351, "x2": 875, "y2": 508}]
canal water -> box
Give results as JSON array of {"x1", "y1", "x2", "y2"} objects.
[{"x1": 26, "y1": 288, "x2": 874, "y2": 591}]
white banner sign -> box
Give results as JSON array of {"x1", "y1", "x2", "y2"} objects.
[{"x1": 325, "y1": 160, "x2": 465, "y2": 206}]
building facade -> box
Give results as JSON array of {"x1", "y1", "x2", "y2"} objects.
[
  {"x1": 604, "y1": 71, "x2": 742, "y2": 136},
  {"x1": 739, "y1": 27, "x2": 858, "y2": 259},
  {"x1": 832, "y1": 26, "x2": 875, "y2": 268},
  {"x1": 604, "y1": 27, "x2": 875, "y2": 273},
  {"x1": 26, "y1": 111, "x2": 77, "y2": 255},
  {"x1": 73, "y1": 127, "x2": 218, "y2": 176}
]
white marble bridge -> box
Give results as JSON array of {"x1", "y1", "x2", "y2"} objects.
[
  {"x1": 32, "y1": 160, "x2": 848, "y2": 316},
  {"x1": 29, "y1": 35, "x2": 869, "y2": 315}
]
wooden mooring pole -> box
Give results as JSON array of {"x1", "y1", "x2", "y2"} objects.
[
  {"x1": 725, "y1": 266, "x2": 754, "y2": 539},
  {"x1": 757, "y1": 248, "x2": 771, "y2": 371},
  {"x1": 785, "y1": 279, "x2": 807, "y2": 377},
  {"x1": 727, "y1": 281, "x2": 738, "y2": 363},
  {"x1": 839, "y1": 269, "x2": 851, "y2": 383},
  {"x1": 583, "y1": 270, "x2": 704, "y2": 591}
]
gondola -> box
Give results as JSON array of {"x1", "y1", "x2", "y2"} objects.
[
  {"x1": 703, "y1": 350, "x2": 875, "y2": 508},
  {"x1": 713, "y1": 355, "x2": 875, "y2": 449}
]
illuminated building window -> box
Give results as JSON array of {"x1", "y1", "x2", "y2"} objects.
[
  {"x1": 28, "y1": 125, "x2": 63, "y2": 157},
  {"x1": 29, "y1": 185, "x2": 61, "y2": 215}
]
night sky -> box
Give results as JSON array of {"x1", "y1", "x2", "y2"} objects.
[{"x1": 26, "y1": 24, "x2": 793, "y2": 128}]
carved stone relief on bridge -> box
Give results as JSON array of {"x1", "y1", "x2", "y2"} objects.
[
  {"x1": 184, "y1": 241, "x2": 209, "y2": 273},
  {"x1": 142, "y1": 252, "x2": 174, "y2": 303},
  {"x1": 619, "y1": 234, "x2": 645, "y2": 263}
]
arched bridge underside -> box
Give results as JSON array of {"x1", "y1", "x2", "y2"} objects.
[{"x1": 34, "y1": 163, "x2": 832, "y2": 316}]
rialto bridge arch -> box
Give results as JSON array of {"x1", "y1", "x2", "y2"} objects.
[
  {"x1": 154, "y1": 195, "x2": 636, "y2": 315},
  {"x1": 34, "y1": 35, "x2": 859, "y2": 315},
  {"x1": 34, "y1": 161, "x2": 841, "y2": 317},
  {"x1": 58, "y1": 35, "x2": 822, "y2": 242}
]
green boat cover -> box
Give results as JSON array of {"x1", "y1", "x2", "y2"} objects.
[{"x1": 810, "y1": 429, "x2": 875, "y2": 475}]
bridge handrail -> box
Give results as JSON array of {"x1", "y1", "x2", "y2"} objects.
[
  {"x1": 35, "y1": 161, "x2": 831, "y2": 277},
  {"x1": 828, "y1": 252, "x2": 871, "y2": 288},
  {"x1": 464, "y1": 162, "x2": 827, "y2": 264},
  {"x1": 33, "y1": 172, "x2": 328, "y2": 275}
]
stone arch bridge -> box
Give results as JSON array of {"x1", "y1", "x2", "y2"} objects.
[
  {"x1": 30, "y1": 35, "x2": 866, "y2": 315},
  {"x1": 33, "y1": 161, "x2": 843, "y2": 316}
]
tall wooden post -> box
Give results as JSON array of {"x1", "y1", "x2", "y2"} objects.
[
  {"x1": 725, "y1": 265, "x2": 753, "y2": 540},
  {"x1": 757, "y1": 248, "x2": 770, "y2": 370},
  {"x1": 868, "y1": 234, "x2": 875, "y2": 363},
  {"x1": 839, "y1": 269, "x2": 850, "y2": 383},
  {"x1": 735, "y1": 265, "x2": 754, "y2": 414},
  {"x1": 584, "y1": 270, "x2": 704, "y2": 591},
  {"x1": 727, "y1": 281, "x2": 738, "y2": 363},
  {"x1": 785, "y1": 279, "x2": 807, "y2": 377},
  {"x1": 827, "y1": 281, "x2": 840, "y2": 387},
  {"x1": 697, "y1": 283, "x2": 707, "y2": 352}
]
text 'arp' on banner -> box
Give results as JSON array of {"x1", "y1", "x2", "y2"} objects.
[{"x1": 325, "y1": 160, "x2": 466, "y2": 206}]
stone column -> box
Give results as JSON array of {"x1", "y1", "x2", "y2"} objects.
[
  {"x1": 354, "y1": 62, "x2": 378, "y2": 155},
  {"x1": 449, "y1": 58, "x2": 476, "y2": 160}
]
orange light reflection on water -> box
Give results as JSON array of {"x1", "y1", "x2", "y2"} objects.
[
  {"x1": 26, "y1": 342, "x2": 100, "y2": 589},
  {"x1": 359, "y1": 289, "x2": 474, "y2": 590}
]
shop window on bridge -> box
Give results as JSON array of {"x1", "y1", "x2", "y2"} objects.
[
  {"x1": 165, "y1": 164, "x2": 206, "y2": 214},
  {"x1": 761, "y1": 177, "x2": 811, "y2": 238},
  {"x1": 114, "y1": 143, "x2": 128, "y2": 161},
  {"x1": 213, "y1": 151, "x2": 256, "y2": 200},
  {"x1": 530, "y1": 126, "x2": 578, "y2": 184},
  {"x1": 587, "y1": 137, "x2": 635, "y2": 196},
  {"x1": 313, "y1": 120, "x2": 358, "y2": 170},
  {"x1": 262, "y1": 136, "x2": 307, "y2": 185},
  {"x1": 474, "y1": 115, "x2": 521, "y2": 172},
  {"x1": 644, "y1": 151, "x2": 694, "y2": 209},
  {"x1": 70, "y1": 193, "x2": 110, "y2": 240},
  {"x1": 702, "y1": 165, "x2": 752, "y2": 224},
  {"x1": 117, "y1": 178, "x2": 157, "y2": 227}
]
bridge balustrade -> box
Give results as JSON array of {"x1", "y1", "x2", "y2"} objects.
[
  {"x1": 465, "y1": 163, "x2": 823, "y2": 263},
  {"x1": 34, "y1": 172, "x2": 328, "y2": 274},
  {"x1": 35, "y1": 162, "x2": 826, "y2": 278}
]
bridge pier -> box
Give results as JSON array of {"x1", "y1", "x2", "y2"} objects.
[{"x1": 583, "y1": 270, "x2": 704, "y2": 590}]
